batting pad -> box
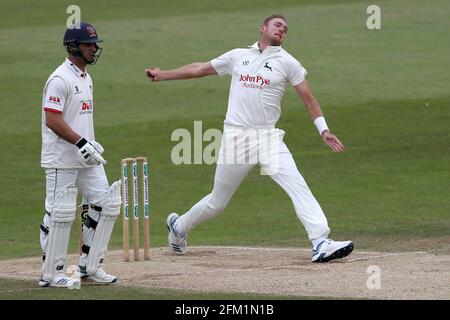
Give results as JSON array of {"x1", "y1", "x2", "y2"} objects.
[
  {"x1": 86, "y1": 180, "x2": 121, "y2": 274},
  {"x1": 42, "y1": 187, "x2": 78, "y2": 282}
]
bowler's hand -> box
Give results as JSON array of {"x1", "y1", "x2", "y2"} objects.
[
  {"x1": 145, "y1": 67, "x2": 161, "y2": 81},
  {"x1": 322, "y1": 131, "x2": 345, "y2": 152}
]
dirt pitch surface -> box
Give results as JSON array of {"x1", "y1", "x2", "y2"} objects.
[{"x1": 1, "y1": 246, "x2": 449, "y2": 299}]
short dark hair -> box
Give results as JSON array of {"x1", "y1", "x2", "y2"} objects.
[{"x1": 262, "y1": 14, "x2": 287, "y2": 26}]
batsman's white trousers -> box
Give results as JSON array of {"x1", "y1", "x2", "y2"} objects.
[
  {"x1": 177, "y1": 126, "x2": 331, "y2": 240},
  {"x1": 43, "y1": 165, "x2": 109, "y2": 212},
  {"x1": 40, "y1": 165, "x2": 110, "y2": 251}
]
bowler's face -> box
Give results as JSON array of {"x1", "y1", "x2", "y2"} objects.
[{"x1": 260, "y1": 18, "x2": 288, "y2": 46}]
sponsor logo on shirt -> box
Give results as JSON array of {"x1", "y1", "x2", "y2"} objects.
[
  {"x1": 48, "y1": 96, "x2": 61, "y2": 104},
  {"x1": 74, "y1": 85, "x2": 82, "y2": 94},
  {"x1": 79, "y1": 100, "x2": 93, "y2": 115},
  {"x1": 239, "y1": 74, "x2": 270, "y2": 89}
]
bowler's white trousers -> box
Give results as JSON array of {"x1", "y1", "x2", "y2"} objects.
[{"x1": 177, "y1": 126, "x2": 331, "y2": 240}]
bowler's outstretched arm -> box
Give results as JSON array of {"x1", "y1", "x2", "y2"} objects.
[{"x1": 145, "y1": 62, "x2": 217, "y2": 81}]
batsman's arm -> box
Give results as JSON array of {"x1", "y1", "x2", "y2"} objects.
[
  {"x1": 293, "y1": 80, "x2": 345, "y2": 152},
  {"x1": 145, "y1": 62, "x2": 217, "y2": 81},
  {"x1": 45, "y1": 111, "x2": 81, "y2": 144}
]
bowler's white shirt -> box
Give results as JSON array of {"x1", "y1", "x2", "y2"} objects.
[
  {"x1": 41, "y1": 58, "x2": 96, "y2": 168},
  {"x1": 211, "y1": 42, "x2": 307, "y2": 128}
]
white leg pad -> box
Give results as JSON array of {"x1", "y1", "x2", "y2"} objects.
[
  {"x1": 86, "y1": 180, "x2": 122, "y2": 274},
  {"x1": 42, "y1": 187, "x2": 78, "y2": 282}
]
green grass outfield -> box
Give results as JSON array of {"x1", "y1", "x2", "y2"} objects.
[
  {"x1": 0, "y1": 0, "x2": 449, "y2": 299},
  {"x1": 0, "y1": 277, "x2": 338, "y2": 300}
]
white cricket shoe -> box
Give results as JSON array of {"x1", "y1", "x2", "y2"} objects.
[
  {"x1": 78, "y1": 265, "x2": 117, "y2": 284},
  {"x1": 39, "y1": 273, "x2": 80, "y2": 289},
  {"x1": 311, "y1": 239, "x2": 354, "y2": 263},
  {"x1": 167, "y1": 213, "x2": 187, "y2": 255}
]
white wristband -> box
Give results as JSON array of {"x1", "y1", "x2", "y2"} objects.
[{"x1": 313, "y1": 116, "x2": 329, "y2": 135}]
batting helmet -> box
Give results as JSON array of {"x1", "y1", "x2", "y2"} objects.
[{"x1": 63, "y1": 22, "x2": 103, "y2": 65}]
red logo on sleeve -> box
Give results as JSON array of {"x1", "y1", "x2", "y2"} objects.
[{"x1": 48, "y1": 96, "x2": 61, "y2": 104}]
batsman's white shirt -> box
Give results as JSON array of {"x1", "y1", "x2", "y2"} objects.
[
  {"x1": 41, "y1": 58, "x2": 95, "y2": 168},
  {"x1": 211, "y1": 42, "x2": 307, "y2": 128}
]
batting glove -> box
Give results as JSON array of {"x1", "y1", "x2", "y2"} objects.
[
  {"x1": 76, "y1": 138, "x2": 107, "y2": 166},
  {"x1": 90, "y1": 141, "x2": 105, "y2": 154}
]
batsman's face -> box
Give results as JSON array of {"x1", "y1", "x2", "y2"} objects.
[
  {"x1": 79, "y1": 43, "x2": 99, "y2": 64},
  {"x1": 260, "y1": 18, "x2": 288, "y2": 46}
]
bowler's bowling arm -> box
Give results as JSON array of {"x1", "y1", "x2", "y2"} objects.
[{"x1": 146, "y1": 62, "x2": 217, "y2": 81}]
